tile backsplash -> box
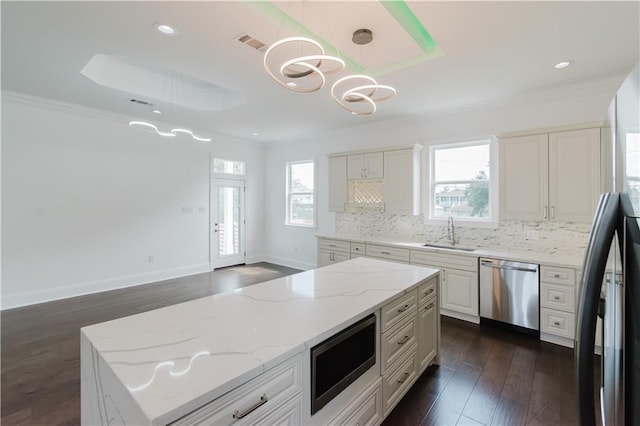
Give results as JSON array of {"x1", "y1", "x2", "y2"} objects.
[{"x1": 335, "y1": 209, "x2": 592, "y2": 258}]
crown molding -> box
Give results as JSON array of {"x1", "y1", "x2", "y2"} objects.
[{"x1": 1, "y1": 90, "x2": 261, "y2": 146}]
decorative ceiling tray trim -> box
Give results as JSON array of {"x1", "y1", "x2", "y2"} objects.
[{"x1": 247, "y1": 0, "x2": 443, "y2": 77}]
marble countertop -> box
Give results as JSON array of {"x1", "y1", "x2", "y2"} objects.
[
  {"x1": 81, "y1": 257, "x2": 439, "y2": 425},
  {"x1": 317, "y1": 233, "x2": 585, "y2": 269}
]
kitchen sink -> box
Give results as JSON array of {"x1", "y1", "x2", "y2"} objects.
[{"x1": 422, "y1": 243, "x2": 476, "y2": 252}]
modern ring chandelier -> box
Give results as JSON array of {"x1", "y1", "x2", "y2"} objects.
[
  {"x1": 264, "y1": 28, "x2": 396, "y2": 115},
  {"x1": 263, "y1": 36, "x2": 345, "y2": 93}
]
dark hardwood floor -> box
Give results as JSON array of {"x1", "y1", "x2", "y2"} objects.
[
  {"x1": 2, "y1": 264, "x2": 592, "y2": 425},
  {"x1": 1, "y1": 262, "x2": 301, "y2": 425},
  {"x1": 383, "y1": 318, "x2": 591, "y2": 426}
]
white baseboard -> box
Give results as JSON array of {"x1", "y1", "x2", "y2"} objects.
[
  {"x1": 1, "y1": 263, "x2": 211, "y2": 310},
  {"x1": 245, "y1": 254, "x2": 266, "y2": 265},
  {"x1": 262, "y1": 256, "x2": 315, "y2": 271}
]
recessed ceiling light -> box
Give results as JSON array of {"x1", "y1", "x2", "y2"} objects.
[
  {"x1": 554, "y1": 61, "x2": 572, "y2": 69},
  {"x1": 152, "y1": 109, "x2": 162, "y2": 114},
  {"x1": 154, "y1": 23, "x2": 176, "y2": 35},
  {"x1": 252, "y1": 132, "x2": 259, "y2": 136}
]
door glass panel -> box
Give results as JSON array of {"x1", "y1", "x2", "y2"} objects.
[{"x1": 218, "y1": 186, "x2": 240, "y2": 256}]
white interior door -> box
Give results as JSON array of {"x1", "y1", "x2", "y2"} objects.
[{"x1": 211, "y1": 178, "x2": 245, "y2": 269}]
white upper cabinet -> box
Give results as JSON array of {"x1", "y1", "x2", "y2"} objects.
[
  {"x1": 328, "y1": 156, "x2": 347, "y2": 212},
  {"x1": 384, "y1": 147, "x2": 423, "y2": 215},
  {"x1": 500, "y1": 133, "x2": 549, "y2": 221},
  {"x1": 347, "y1": 152, "x2": 384, "y2": 179},
  {"x1": 548, "y1": 128, "x2": 601, "y2": 222},
  {"x1": 500, "y1": 127, "x2": 601, "y2": 222}
]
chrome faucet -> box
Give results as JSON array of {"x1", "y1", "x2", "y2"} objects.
[{"x1": 447, "y1": 216, "x2": 456, "y2": 246}]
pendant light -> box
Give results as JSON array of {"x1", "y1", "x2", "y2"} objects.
[{"x1": 330, "y1": 29, "x2": 396, "y2": 116}]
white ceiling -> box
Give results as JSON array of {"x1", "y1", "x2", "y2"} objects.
[{"x1": 2, "y1": 1, "x2": 638, "y2": 143}]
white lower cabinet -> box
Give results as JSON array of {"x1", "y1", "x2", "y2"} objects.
[
  {"x1": 382, "y1": 348, "x2": 418, "y2": 416},
  {"x1": 539, "y1": 265, "x2": 578, "y2": 348},
  {"x1": 318, "y1": 250, "x2": 350, "y2": 267},
  {"x1": 172, "y1": 354, "x2": 302, "y2": 425},
  {"x1": 330, "y1": 378, "x2": 383, "y2": 426},
  {"x1": 253, "y1": 396, "x2": 301, "y2": 425},
  {"x1": 440, "y1": 268, "x2": 479, "y2": 317},
  {"x1": 410, "y1": 251, "x2": 479, "y2": 322},
  {"x1": 317, "y1": 238, "x2": 352, "y2": 267},
  {"x1": 417, "y1": 292, "x2": 438, "y2": 373}
]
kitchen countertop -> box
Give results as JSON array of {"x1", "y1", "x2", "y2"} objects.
[
  {"x1": 81, "y1": 257, "x2": 439, "y2": 425},
  {"x1": 317, "y1": 233, "x2": 585, "y2": 269}
]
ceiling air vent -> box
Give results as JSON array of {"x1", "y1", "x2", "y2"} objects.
[
  {"x1": 129, "y1": 98, "x2": 154, "y2": 106},
  {"x1": 236, "y1": 33, "x2": 267, "y2": 52}
]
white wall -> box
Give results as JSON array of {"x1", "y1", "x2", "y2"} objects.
[
  {"x1": 1, "y1": 93, "x2": 265, "y2": 309},
  {"x1": 263, "y1": 76, "x2": 623, "y2": 269}
]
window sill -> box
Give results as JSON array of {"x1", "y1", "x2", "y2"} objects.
[{"x1": 284, "y1": 223, "x2": 317, "y2": 229}]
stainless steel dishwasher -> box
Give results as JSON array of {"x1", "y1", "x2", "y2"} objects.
[{"x1": 479, "y1": 258, "x2": 540, "y2": 333}]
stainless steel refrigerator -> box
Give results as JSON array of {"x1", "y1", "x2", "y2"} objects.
[{"x1": 576, "y1": 64, "x2": 640, "y2": 425}]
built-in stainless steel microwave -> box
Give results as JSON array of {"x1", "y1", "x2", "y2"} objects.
[{"x1": 310, "y1": 313, "x2": 376, "y2": 415}]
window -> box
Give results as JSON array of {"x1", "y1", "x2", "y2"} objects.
[
  {"x1": 286, "y1": 160, "x2": 315, "y2": 227},
  {"x1": 213, "y1": 158, "x2": 245, "y2": 175},
  {"x1": 429, "y1": 141, "x2": 494, "y2": 222}
]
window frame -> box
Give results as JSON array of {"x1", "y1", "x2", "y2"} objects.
[
  {"x1": 212, "y1": 157, "x2": 246, "y2": 177},
  {"x1": 426, "y1": 138, "x2": 498, "y2": 228},
  {"x1": 285, "y1": 159, "x2": 316, "y2": 228}
]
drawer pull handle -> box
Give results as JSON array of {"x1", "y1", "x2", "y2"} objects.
[
  {"x1": 554, "y1": 273, "x2": 561, "y2": 278},
  {"x1": 381, "y1": 251, "x2": 391, "y2": 255},
  {"x1": 397, "y1": 335, "x2": 411, "y2": 345},
  {"x1": 398, "y1": 304, "x2": 410, "y2": 313},
  {"x1": 553, "y1": 321, "x2": 561, "y2": 326},
  {"x1": 554, "y1": 296, "x2": 561, "y2": 301},
  {"x1": 424, "y1": 288, "x2": 435, "y2": 296},
  {"x1": 232, "y1": 394, "x2": 268, "y2": 419},
  {"x1": 329, "y1": 244, "x2": 337, "y2": 248},
  {"x1": 425, "y1": 303, "x2": 434, "y2": 311},
  {"x1": 397, "y1": 372, "x2": 410, "y2": 384}
]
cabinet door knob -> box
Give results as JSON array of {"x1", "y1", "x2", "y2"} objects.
[
  {"x1": 554, "y1": 295, "x2": 560, "y2": 301},
  {"x1": 553, "y1": 321, "x2": 561, "y2": 326}
]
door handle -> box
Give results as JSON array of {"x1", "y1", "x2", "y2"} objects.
[{"x1": 543, "y1": 206, "x2": 548, "y2": 219}]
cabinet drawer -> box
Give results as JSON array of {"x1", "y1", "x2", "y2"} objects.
[
  {"x1": 351, "y1": 243, "x2": 366, "y2": 255},
  {"x1": 381, "y1": 315, "x2": 417, "y2": 374},
  {"x1": 541, "y1": 308, "x2": 575, "y2": 339},
  {"x1": 382, "y1": 348, "x2": 417, "y2": 416},
  {"x1": 381, "y1": 290, "x2": 417, "y2": 332},
  {"x1": 411, "y1": 250, "x2": 477, "y2": 272},
  {"x1": 253, "y1": 396, "x2": 301, "y2": 426},
  {"x1": 541, "y1": 282, "x2": 575, "y2": 312},
  {"x1": 366, "y1": 244, "x2": 410, "y2": 262},
  {"x1": 541, "y1": 266, "x2": 575, "y2": 286},
  {"x1": 331, "y1": 379, "x2": 382, "y2": 426},
  {"x1": 418, "y1": 277, "x2": 438, "y2": 306},
  {"x1": 318, "y1": 239, "x2": 351, "y2": 253},
  {"x1": 173, "y1": 354, "x2": 302, "y2": 425}
]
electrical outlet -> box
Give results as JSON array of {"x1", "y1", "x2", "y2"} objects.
[
  {"x1": 148, "y1": 255, "x2": 155, "y2": 263},
  {"x1": 526, "y1": 230, "x2": 539, "y2": 240},
  {"x1": 199, "y1": 206, "x2": 206, "y2": 214},
  {"x1": 181, "y1": 207, "x2": 193, "y2": 214}
]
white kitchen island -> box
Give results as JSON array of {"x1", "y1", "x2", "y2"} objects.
[{"x1": 81, "y1": 257, "x2": 440, "y2": 425}]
